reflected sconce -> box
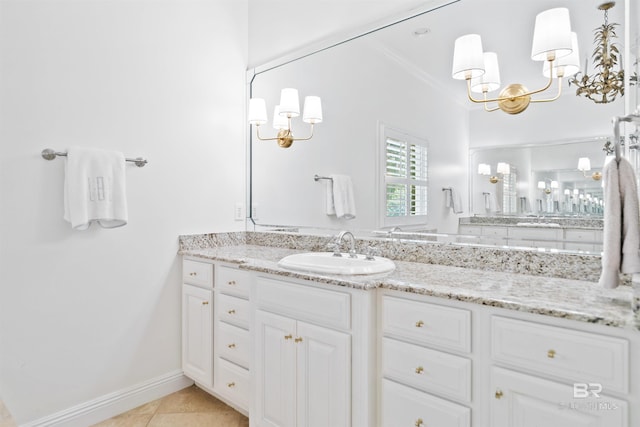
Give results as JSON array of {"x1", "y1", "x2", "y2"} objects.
[
  {"x1": 479, "y1": 162, "x2": 509, "y2": 184},
  {"x1": 248, "y1": 88, "x2": 322, "y2": 148},
  {"x1": 568, "y1": 2, "x2": 624, "y2": 104},
  {"x1": 451, "y1": 8, "x2": 579, "y2": 114},
  {"x1": 538, "y1": 180, "x2": 557, "y2": 195},
  {"x1": 577, "y1": 157, "x2": 602, "y2": 180}
]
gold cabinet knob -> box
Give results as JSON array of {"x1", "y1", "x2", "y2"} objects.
[
  {"x1": 201, "y1": 301, "x2": 209, "y2": 305},
  {"x1": 415, "y1": 418, "x2": 424, "y2": 427},
  {"x1": 227, "y1": 382, "x2": 235, "y2": 388},
  {"x1": 227, "y1": 309, "x2": 236, "y2": 315},
  {"x1": 294, "y1": 337, "x2": 303, "y2": 343},
  {"x1": 547, "y1": 349, "x2": 556, "y2": 359},
  {"x1": 415, "y1": 320, "x2": 424, "y2": 328},
  {"x1": 284, "y1": 334, "x2": 293, "y2": 340},
  {"x1": 227, "y1": 280, "x2": 236, "y2": 286},
  {"x1": 495, "y1": 389, "x2": 504, "y2": 399},
  {"x1": 189, "y1": 272, "x2": 197, "y2": 276},
  {"x1": 415, "y1": 366, "x2": 424, "y2": 374},
  {"x1": 227, "y1": 343, "x2": 236, "y2": 349}
]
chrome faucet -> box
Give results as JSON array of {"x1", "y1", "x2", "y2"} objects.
[{"x1": 334, "y1": 230, "x2": 357, "y2": 258}]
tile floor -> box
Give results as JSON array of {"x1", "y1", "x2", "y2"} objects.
[{"x1": 0, "y1": 386, "x2": 248, "y2": 427}]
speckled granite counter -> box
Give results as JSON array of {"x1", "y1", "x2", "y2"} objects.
[{"x1": 179, "y1": 234, "x2": 638, "y2": 330}]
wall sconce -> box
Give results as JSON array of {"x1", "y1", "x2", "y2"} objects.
[
  {"x1": 451, "y1": 8, "x2": 578, "y2": 114},
  {"x1": 577, "y1": 157, "x2": 602, "y2": 180},
  {"x1": 248, "y1": 88, "x2": 322, "y2": 148},
  {"x1": 538, "y1": 180, "x2": 558, "y2": 195},
  {"x1": 478, "y1": 162, "x2": 509, "y2": 183},
  {"x1": 568, "y1": 2, "x2": 624, "y2": 104}
]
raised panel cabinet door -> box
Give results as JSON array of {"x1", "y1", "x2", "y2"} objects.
[
  {"x1": 182, "y1": 284, "x2": 213, "y2": 388},
  {"x1": 296, "y1": 320, "x2": 351, "y2": 427},
  {"x1": 491, "y1": 367, "x2": 628, "y2": 427},
  {"x1": 254, "y1": 310, "x2": 297, "y2": 427}
]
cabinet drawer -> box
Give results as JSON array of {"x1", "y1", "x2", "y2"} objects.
[
  {"x1": 565, "y1": 229, "x2": 597, "y2": 242},
  {"x1": 492, "y1": 316, "x2": 629, "y2": 393},
  {"x1": 218, "y1": 321, "x2": 250, "y2": 369},
  {"x1": 218, "y1": 294, "x2": 250, "y2": 329},
  {"x1": 381, "y1": 379, "x2": 470, "y2": 427},
  {"x1": 217, "y1": 265, "x2": 251, "y2": 298},
  {"x1": 482, "y1": 226, "x2": 508, "y2": 237},
  {"x1": 255, "y1": 276, "x2": 351, "y2": 330},
  {"x1": 459, "y1": 225, "x2": 481, "y2": 236},
  {"x1": 508, "y1": 227, "x2": 560, "y2": 241},
  {"x1": 382, "y1": 296, "x2": 471, "y2": 353},
  {"x1": 215, "y1": 358, "x2": 250, "y2": 412},
  {"x1": 382, "y1": 337, "x2": 471, "y2": 402},
  {"x1": 183, "y1": 259, "x2": 213, "y2": 288}
]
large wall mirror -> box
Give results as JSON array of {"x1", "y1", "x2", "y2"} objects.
[{"x1": 248, "y1": 0, "x2": 637, "y2": 252}]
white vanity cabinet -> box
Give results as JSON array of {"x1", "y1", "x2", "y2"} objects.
[
  {"x1": 252, "y1": 275, "x2": 375, "y2": 427},
  {"x1": 182, "y1": 259, "x2": 214, "y2": 389}
]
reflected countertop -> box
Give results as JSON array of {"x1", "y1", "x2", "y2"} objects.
[{"x1": 181, "y1": 244, "x2": 637, "y2": 330}]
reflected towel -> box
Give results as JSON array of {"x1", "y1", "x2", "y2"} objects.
[
  {"x1": 326, "y1": 175, "x2": 356, "y2": 220},
  {"x1": 63, "y1": 147, "x2": 128, "y2": 230},
  {"x1": 599, "y1": 157, "x2": 640, "y2": 288},
  {"x1": 445, "y1": 188, "x2": 463, "y2": 214}
]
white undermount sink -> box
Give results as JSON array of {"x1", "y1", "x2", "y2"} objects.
[
  {"x1": 278, "y1": 252, "x2": 396, "y2": 275},
  {"x1": 516, "y1": 222, "x2": 561, "y2": 228}
]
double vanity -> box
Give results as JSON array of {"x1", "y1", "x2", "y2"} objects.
[{"x1": 179, "y1": 231, "x2": 639, "y2": 427}]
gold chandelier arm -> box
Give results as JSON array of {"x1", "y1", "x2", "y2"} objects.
[
  {"x1": 465, "y1": 59, "x2": 556, "y2": 104},
  {"x1": 530, "y1": 76, "x2": 563, "y2": 103},
  {"x1": 290, "y1": 124, "x2": 315, "y2": 142},
  {"x1": 254, "y1": 125, "x2": 282, "y2": 141}
]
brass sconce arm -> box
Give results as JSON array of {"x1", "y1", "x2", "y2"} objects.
[{"x1": 254, "y1": 122, "x2": 315, "y2": 148}]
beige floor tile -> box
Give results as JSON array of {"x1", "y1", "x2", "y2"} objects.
[
  {"x1": 155, "y1": 385, "x2": 230, "y2": 414},
  {"x1": 0, "y1": 400, "x2": 16, "y2": 427},
  {"x1": 91, "y1": 414, "x2": 152, "y2": 427},
  {"x1": 238, "y1": 415, "x2": 249, "y2": 427},
  {"x1": 148, "y1": 411, "x2": 241, "y2": 427}
]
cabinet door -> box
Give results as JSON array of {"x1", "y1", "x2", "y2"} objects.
[
  {"x1": 254, "y1": 310, "x2": 297, "y2": 427},
  {"x1": 182, "y1": 284, "x2": 213, "y2": 388},
  {"x1": 491, "y1": 367, "x2": 628, "y2": 427},
  {"x1": 296, "y1": 321, "x2": 351, "y2": 427}
]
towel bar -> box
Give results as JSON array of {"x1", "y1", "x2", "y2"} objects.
[
  {"x1": 314, "y1": 174, "x2": 332, "y2": 181},
  {"x1": 41, "y1": 148, "x2": 148, "y2": 167}
]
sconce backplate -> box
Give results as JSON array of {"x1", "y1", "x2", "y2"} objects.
[
  {"x1": 498, "y1": 84, "x2": 531, "y2": 114},
  {"x1": 277, "y1": 129, "x2": 294, "y2": 148}
]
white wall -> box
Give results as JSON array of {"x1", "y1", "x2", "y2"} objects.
[{"x1": 0, "y1": 0, "x2": 247, "y2": 423}]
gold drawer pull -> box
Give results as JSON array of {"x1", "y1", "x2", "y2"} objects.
[
  {"x1": 284, "y1": 334, "x2": 293, "y2": 340},
  {"x1": 547, "y1": 349, "x2": 556, "y2": 359},
  {"x1": 227, "y1": 382, "x2": 236, "y2": 388},
  {"x1": 415, "y1": 419, "x2": 424, "y2": 427},
  {"x1": 495, "y1": 389, "x2": 504, "y2": 399},
  {"x1": 415, "y1": 320, "x2": 424, "y2": 328},
  {"x1": 415, "y1": 366, "x2": 424, "y2": 374},
  {"x1": 189, "y1": 272, "x2": 197, "y2": 276},
  {"x1": 227, "y1": 309, "x2": 236, "y2": 315},
  {"x1": 202, "y1": 301, "x2": 209, "y2": 305},
  {"x1": 227, "y1": 280, "x2": 236, "y2": 286},
  {"x1": 227, "y1": 343, "x2": 236, "y2": 349},
  {"x1": 294, "y1": 337, "x2": 303, "y2": 343}
]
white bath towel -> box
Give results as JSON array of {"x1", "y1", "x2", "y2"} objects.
[
  {"x1": 326, "y1": 175, "x2": 356, "y2": 220},
  {"x1": 599, "y1": 157, "x2": 640, "y2": 288},
  {"x1": 445, "y1": 188, "x2": 463, "y2": 214},
  {"x1": 63, "y1": 147, "x2": 128, "y2": 230}
]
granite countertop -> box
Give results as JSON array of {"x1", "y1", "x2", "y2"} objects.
[{"x1": 180, "y1": 244, "x2": 637, "y2": 330}]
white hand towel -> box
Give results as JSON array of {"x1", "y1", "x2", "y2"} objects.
[
  {"x1": 451, "y1": 188, "x2": 463, "y2": 214},
  {"x1": 63, "y1": 147, "x2": 128, "y2": 230},
  {"x1": 599, "y1": 157, "x2": 640, "y2": 288},
  {"x1": 329, "y1": 174, "x2": 356, "y2": 220}
]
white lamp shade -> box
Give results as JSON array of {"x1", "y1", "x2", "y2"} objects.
[
  {"x1": 248, "y1": 98, "x2": 268, "y2": 125},
  {"x1": 452, "y1": 34, "x2": 485, "y2": 80},
  {"x1": 471, "y1": 52, "x2": 501, "y2": 93},
  {"x1": 278, "y1": 88, "x2": 300, "y2": 117},
  {"x1": 543, "y1": 32, "x2": 580, "y2": 78},
  {"x1": 538, "y1": 181, "x2": 546, "y2": 189},
  {"x1": 531, "y1": 8, "x2": 572, "y2": 61},
  {"x1": 496, "y1": 162, "x2": 510, "y2": 175},
  {"x1": 550, "y1": 180, "x2": 559, "y2": 188},
  {"x1": 478, "y1": 163, "x2": 491, "y2": 175},
  {"x1": 577, "y1": 157, "x2": 591, "y2": 171},
  {"x1": 272, "y1": 106, "x2": 288, "y2": 130},
  {"x1": 564, "y1": 189, "x2": 570, "y2": 195},
  {"x1": 573, "y1": 189, "x2": 580, "y2": 195},
  {"x1": 302, "y1": 96, "x2": 323, "y2": 124}
]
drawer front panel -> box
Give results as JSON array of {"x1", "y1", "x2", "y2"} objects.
[
  {"x1": 382, "y1": 337, "x2": 471, "y2": 402},
  {"x1": 382, "y1": 296, "x2": 471, "y2": 353},
  {"x1": 381, "y1": 379, "x2": 470, "y2": 427},
  {"x1": 217, "y1": 265, "x2": 251, "y2": 298},
  {"x1": 218, "y1": 294, "x2": 250, "y2": 329},
  {"x1": 508, "y1": 227, "x2": 560, "y2": 240},
  {"x1": 215, "y1": 358, "x2": 250, "y2": 412},
  {"x1": 218, "y1": 321, "x2": 250, "y2": 369},
  {"x1": 492, "y1": 316, "x2": 629, "y2": 393},
  {"x1": 183, "y1": 259, "x2": 213, "y2": 288},
  {"x1": 482, "y1": 226, "x2": 508, "y2": 237},
  {"x1": 255, "y1": 276, "x2": 351, "y2": 330}
]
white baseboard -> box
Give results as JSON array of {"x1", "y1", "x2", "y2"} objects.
[{"x1": 21, "y1": 370, "x2": 193, "y2": 427}]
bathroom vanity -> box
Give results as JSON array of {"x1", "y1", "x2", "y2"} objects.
[{"x1": 179, "y1": 232, "x2": 639, "y2": 427}]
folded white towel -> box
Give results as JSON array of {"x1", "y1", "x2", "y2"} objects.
[
  {"x1": 327, "y1": 175, "x2": 356, "y2": 220},
  {"x1": 63, "y1": 147, "x2": 128, "y2": 230},
  {"x1": 444, "y1": 188, "x2": 463, "y2": 214},
  {"x1": 599, "y1": 157, "x2": 640, "y2": 288}
]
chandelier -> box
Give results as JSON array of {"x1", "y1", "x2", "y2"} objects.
[{"x1": 568, "y1": 2, "x2": 624, "y2": 104}]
